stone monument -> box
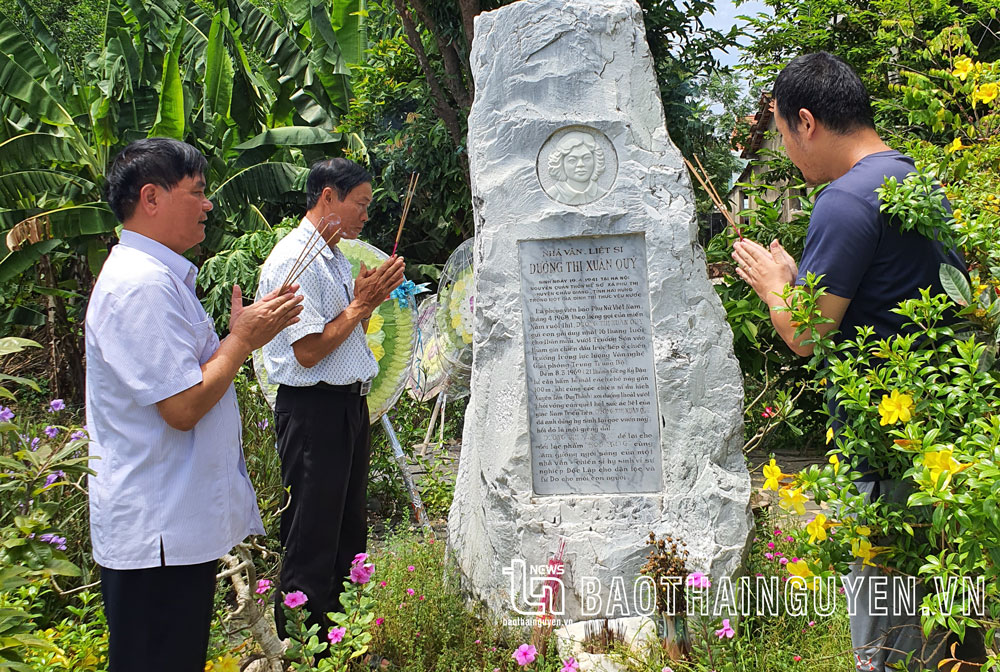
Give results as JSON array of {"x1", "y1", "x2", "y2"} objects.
[{"x1": 448, "y1": 0, "x2": 752, "y2": 620}]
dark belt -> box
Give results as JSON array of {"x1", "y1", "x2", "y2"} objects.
[{"x1": 313, "y1": 380, "x2": 371, "y2": 396}]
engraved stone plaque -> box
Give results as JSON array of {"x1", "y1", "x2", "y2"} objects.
[
  {"x1": 537, "y1": 126, "x2": 618, "y2": 206},
  {"x1": 519, "y1": 233, "x2": 662, "y2": 495}
]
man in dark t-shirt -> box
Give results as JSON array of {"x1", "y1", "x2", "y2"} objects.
[{"x1": 731, "y1": 53, "x2": 976, "y2": 672}]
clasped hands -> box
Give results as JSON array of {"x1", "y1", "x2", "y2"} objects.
[
  {"x1": 355, "y1": 256, "x2": 406, "y2": 318},
  {"x1": 732, "y1": 238, "x2": 798, "y2": 304}
]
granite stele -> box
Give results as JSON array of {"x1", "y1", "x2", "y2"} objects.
[{"x1": 447, "y1": 0, "x2": 752, "y2": 621}]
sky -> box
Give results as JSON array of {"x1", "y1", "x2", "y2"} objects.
[{"x1": 700, "y1": 0, "x2": 770, "y2": 70}]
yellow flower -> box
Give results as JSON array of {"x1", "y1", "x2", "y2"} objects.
[
  {"x1": 946, "y1": 137, "x2": 966, "y2": 154},
  {"x1": 851, "y1": 537, "x2": 878, "y2": 567},
  {"x1": 923, "y1": 449, "x2": 969, "y2": 483},
  {"x1": 952, "y1": 208, "x2": 963, "y2": 222},
  {"x1": 972, "y1": 82, "x2": 998, "y2": 106},
  {"x1": 829, "y1": 453, "x2": 840, "y2": 471},
  {"x1": 807, "y1": 513, "x2": 829, "y2": 544},
  {"x1": 366, "y1": 311, "x2": 384, "y2": 334},
  {"x1": 762, "y1": 458, "x2": 786, "y2": 491},
  {"x1": 878, "y1": 390, "x2": 914, "y2": 426},
  {"x1": 953, "y1": 56, "x2": 973, "y2": 81},
  {"x1": 787, "y1": 559, "x2": 818, "y2": 590},
  {"x1": 210, "y1": 656, "x2": 240, "y2": 672},
  {"x1": 778, "y1": 486, "x2": 807, "y2": 515},
  {"x1": 826, "y1": 427, "x2": 834, "y2": 445},
  {"x1": 855, "y1": 525, "x2": 871, "y2": 537}
]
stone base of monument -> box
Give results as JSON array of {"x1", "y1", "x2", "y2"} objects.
[{"x1": 555, "y1": 617, "x2": 657, "y2": 672}]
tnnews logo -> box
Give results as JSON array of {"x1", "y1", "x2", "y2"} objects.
[{"x1": 501, "y1": 559, "x2": 986, "y2": 619}]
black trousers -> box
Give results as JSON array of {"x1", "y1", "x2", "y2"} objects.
[
  {"x1": 101, "y1": 561, "x2": 217, "y2": 672},
  {"x1": 273, "y1": 384, "x2": 371, "y2": 641}
]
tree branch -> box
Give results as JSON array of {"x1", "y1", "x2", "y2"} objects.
[
  {"x1": 408, "y1": 0, "x2": 473, "y2": 108},
  {"x1": 392, "y1": 0, "x2": 465, "y2": 149}
]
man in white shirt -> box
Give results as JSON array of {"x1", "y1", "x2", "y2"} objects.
[
  {"x1": 257, "y1": 158, "x2": 404, "y2": 642},
  {"x1": 86, "y1": 138, "x2": 303, "y2": 671}
]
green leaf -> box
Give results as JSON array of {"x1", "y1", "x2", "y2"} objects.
[
  {"x1": 0, "y1": 337, "x2": 40, "y2": 356},
  {"x1": 0, "y1": 170, "x2": 95, "y2": 205},
  {"x1": 235, "y1": 126, "x2": 342, "y2": 151},
  {"x1": 0, "y1": 52, "x2": 72, "y2": 126},
  {"x1": 0, "y1": 239, "x2": 60, "y2": 284},
  {"x1": 208, "y1": 162, "x2": 307, "y2": 215},
  {"x1": 149, "y1": 31, "x2": 185, "y2": 140},
  {"x1": 939, "y1": 263, "x2": 971, "y2": 307},
  {"x1": 0, "y1": 133, "x2": 81, "y2": 173},
  {"x1": 203, "y1": 15, "x2": 234, "y2": 121},
  {"x1": 330, "y1": 0, "x2": 366, "y2": 66}
]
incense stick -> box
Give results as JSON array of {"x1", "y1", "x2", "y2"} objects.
[
  {"x1": 391, "y1": 172, "x2": 419, "y2": 257},
  {"x1": 683, "y1": 157, "x2": 744, "y2": 241},
  {"x1": 285, "y1": 222, "x2": 344, "y2": 290},
  {"x1": 279, "y1": 215, "x2": 341, "y2": 292},
  {"x1": 279, "y1": 215, "x2": 328, "y2": 290}
]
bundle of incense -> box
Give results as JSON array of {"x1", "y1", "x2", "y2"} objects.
[
  {"x1": 278, "y1": 214, "x2": 343, "y2": 292},
  {"x1": 391, "y1": 172, "x2": 420, "y2": 257},
  {"x1": 683, "y1": 156, "x2": 744, "y2": 241}
]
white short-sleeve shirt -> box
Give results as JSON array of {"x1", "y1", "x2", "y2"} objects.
[
  {"x1": 258, "y1": 219, "x2": 378, "y2": 387},
  {"x1": 84, "y1": 230, "x2": 264, "y2": 570}
]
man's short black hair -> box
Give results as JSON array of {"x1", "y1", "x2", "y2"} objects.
[
  {"x1": 105, "y1": 138, "x2": 208, "y2": 222},
  {"x1": 108, "y1": 138, "x2": 208, "y2": 222},
  {"x1": 306, "y1": 158, "x2": 372, "y2": 209},
  {"x1": 774, "y1": 52, "x2": 875, "y2": 135}
]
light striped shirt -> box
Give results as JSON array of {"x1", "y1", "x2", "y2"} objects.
[
  {"x1": 258, "y1": 219, "x2": 378, "y2": 386},
  {"x1": 84, "y1": 230, "x2": 263, "y2": 570}
]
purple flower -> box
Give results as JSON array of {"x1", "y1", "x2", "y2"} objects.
[
  {"x1": 561, "y1": 657, "x2": 580, "y2": 672},
  {"x1": 349, "y1": 554, "x2": 374, "y2": 584},
  {"x1": 512, "y1": 644, "x2": 537, "y2": 666},
  {"x1": 715, "y1": 618, "x2": 735, "y2": 639},
  {"x1": 328, "y1": 626, "x2": 346, "y2": 644},
  {"x1": 686, "y1": 572, "x2": 711, "y2": 589},
  {"x1": 36, "y1": 533, "x2": 67, "y2": 551},
  {"x1": 48, "y1": 399, "x2": 65, "y2": 413},
  {"x1": 0, "y1": 406, "x2": 13, "y2": 422},
  {"x1": 283, "y1": 591, "x2": 308, "y2": 609},
  {"x1": 30, "y1": 438, "x2": 40, "y2": 451},
  {"x1": 70, "y1": 430, "x2": 87, "y2": 441},
  {"x1": 257, "y1": 418, "x2": 269, "y2": 430},
  {"x1": 44, "y1": 470, "x2": 65, "y2": 487},
  {"x1": 44, "y1": 426, "x2": 59, "y2": 439}
]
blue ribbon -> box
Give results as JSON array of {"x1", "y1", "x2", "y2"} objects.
[{"x1": 391, "y1": 280, "x2": 430, "y2": 308}]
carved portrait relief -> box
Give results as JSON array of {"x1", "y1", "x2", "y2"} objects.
[{"x1": 538, "y1": 126, "x2": 617, "y2": 206}]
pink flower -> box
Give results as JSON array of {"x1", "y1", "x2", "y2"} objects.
[
  {"x1": 283, "y1": 591, "x2": 308, "y2": 609},
  {"x1": 561, "y1": 657, "x2": 580, "y2": 672},
  {"x1": 775, "y1": 552, "x2": 783, "y2": 557},
  {"x1": 375, "y1": 617, "x2": 384, "y2": 626},
  {"x1": 761, "y1": 406, "x2": 776, "y2": 418},
  {"x1": 407, "y1": 565, "x2": 415, "y2": 572},
  {"x1": 349, "y1": 555, "x2": 375, "y2": 584},
  {"x1": 255, "y1": 579, "x2": 272, "y2": 594},
  {"x1": 808, "y1": 621, "x2": 815, "y2": 627},
  {"x1": 793, "y1": 655, "x2": 802, "y2": 662},
  {"x1": 407, "y1": 588, "x2": 415, "y2": 596},
  {"x1": 419, "y1": 595, "x2": 425, "y2": 600},
  {"x1": 779, "y1": 557, "x2": 788, "y2": 566},
  {"x1": 773, "y1": 528, "x2": 782, "y2": 536},
  {"x1": 513, "y1": 644, "x2": 537, "y2": 666},
  {"x1": 791, "y1": 557, "x2": 799, "y2": 563},
  {"x1": 714, "y1": 618, "x2": 735, "y2": 639},
  {"x1": 662, "y1": 668, "x2": 675, "y2": 672},
  {"x1": 328, "y1": 626, "x2": 346, "y2": 644},
  {"x1": 379, "y1": 581, "x2": 387, "y2": 587},
  {"x1": 767, "y1": 542, "x2": 775, "y2": 550},
  {"x1": 686, "y1": 572, "x2": 711, "y2": 589},
  {"x1": 786, "y1": 535, "x2": 794, "y2": 542},
  {"x1": 764, "y1": 552, "x2": 774, "y2": 560},
  {"x1": 475, "y1": 640, "x2": 481, "y2": 645}
]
